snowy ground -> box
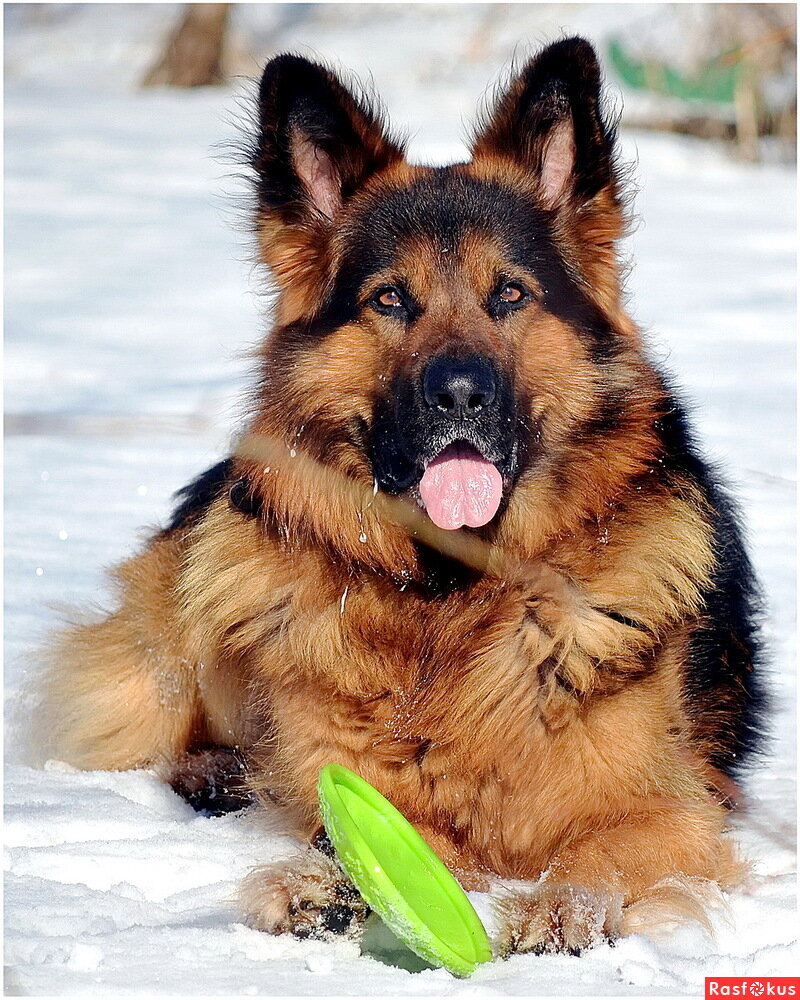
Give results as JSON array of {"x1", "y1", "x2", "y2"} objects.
[{"x1": 4, "y1": 5, "x2": 797, "y2": 996}]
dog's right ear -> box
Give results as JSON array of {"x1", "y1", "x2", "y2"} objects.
[
  {"x1": 253, "y1": 54, "x2": 404, "y2": 224},
  {"x1": 252, "y1": 55, "x2": 405, "y2": 312}
]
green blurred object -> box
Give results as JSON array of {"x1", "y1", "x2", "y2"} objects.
[
  {"x1": 317, "y1": 763, "x2": 492, "y2": 978},
  {"x1": 608, "y1": 38, "x2": 740, "y2": 104}
]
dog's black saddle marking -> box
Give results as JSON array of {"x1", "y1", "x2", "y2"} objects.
[{"x1": 167, "y1": 458, "x2": 234, "y2": 532}]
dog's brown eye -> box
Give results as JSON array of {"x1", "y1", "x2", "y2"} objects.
[
  {"x1": 378, "y1": 289, "x2": 402, "y2": 308},
  {"x1": 369, "y1": 285, "x2": 414, "y2": 318},
  {"x1": 487, "y1": 280, "x2": 530, "y2": 319},
  {"x1": 500, "y1": 283, "x2": 524, "y2": 303}
]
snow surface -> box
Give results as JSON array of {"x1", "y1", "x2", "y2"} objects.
[{"x1": 4, "y1": 5, "x2": 797, "y2": 996}]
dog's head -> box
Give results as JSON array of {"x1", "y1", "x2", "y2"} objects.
[{"x1": 245, "y1": 39, "x2": 659, "y2": 569}]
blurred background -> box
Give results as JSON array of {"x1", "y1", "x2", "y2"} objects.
[{"x1": 6, "y1": 3, "x2": 796, "y2": 160}]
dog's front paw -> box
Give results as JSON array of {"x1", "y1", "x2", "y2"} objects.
[
  {"x1": 496, "y1": 882, "x2": 624, "y2": 956},
  {"x1": 238, "y1": 849, "x2": 368, "y2": 939}
]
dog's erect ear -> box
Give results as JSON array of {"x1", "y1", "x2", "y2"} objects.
[
  {"x1": 472, "y1": 38, "x2": 617, "y2": 210},
  {"x1": 253, "y1": 54, "x2": 405, "y2": 224}
]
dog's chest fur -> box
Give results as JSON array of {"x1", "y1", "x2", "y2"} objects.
[{"x1": 247, "y1": 562, "x2": 690, "y2": 878}]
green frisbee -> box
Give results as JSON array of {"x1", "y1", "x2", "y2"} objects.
[{"x1": 317, "y1": 763, "x2": 492, "y2": 977}]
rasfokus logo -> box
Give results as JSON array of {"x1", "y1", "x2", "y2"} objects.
[{"x1": 705, "y1": 979, "x2": 800, "y2": 998}]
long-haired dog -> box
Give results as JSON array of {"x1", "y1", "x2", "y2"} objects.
[{"x1": 39, "y1": 38, "x2": 765, "y2": 954}]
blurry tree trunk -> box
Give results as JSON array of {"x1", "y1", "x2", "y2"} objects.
[
  {"x1": 143, "y1": 4, "x2": 231, "y2": 88},
  {"x1": 733, "y1": 63, "x2": 760, "y2": 161}
]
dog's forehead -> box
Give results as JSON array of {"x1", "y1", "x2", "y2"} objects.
[{"x1": 339, "y1": 167, "x2": 548, "y2": 277}]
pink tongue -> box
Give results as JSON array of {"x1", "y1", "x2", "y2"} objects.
[{"x1": 419, "y1": 443, "x2": 503, "y2": 530}]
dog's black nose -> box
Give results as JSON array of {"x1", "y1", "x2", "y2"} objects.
[{"x1": 422, "y1": 356, "x2": 497, "y2": 419}]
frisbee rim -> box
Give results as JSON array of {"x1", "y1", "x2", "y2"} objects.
[{"x1": 317, "y1": 763, "x2": 492, "y2": 976}]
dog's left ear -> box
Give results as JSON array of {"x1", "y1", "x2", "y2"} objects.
[{"x1": 472, "y1": 37, "x2": 618, "y2": 211}]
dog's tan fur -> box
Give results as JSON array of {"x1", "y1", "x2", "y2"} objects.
[{"x1": 36, "y1": 42, "x2": 753, "y2": 955}]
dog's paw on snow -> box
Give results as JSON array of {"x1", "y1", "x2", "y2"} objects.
[
  {"x1": 495, "y1": 874, "x2": 725, "y2": 957},
  {"x1": 238, "y1": 849, "x2": 368, "y2": 940},
  {"x1": 495, "y1": 882, "x2": 624, "y2": 956}
]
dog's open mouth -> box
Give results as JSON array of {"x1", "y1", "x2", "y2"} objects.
[{"x1": 418, "y1": 442, "x2": 504, "y2": 530}]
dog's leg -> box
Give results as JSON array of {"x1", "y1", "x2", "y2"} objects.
[
  {"x1": 35, "y1": 538, "x2": 203, "y2": 771},
  {"x1": 496, "y1": 798, "x2": 738, "y2": 955},
  {"x1": 238, "y1": 842, "x2": 369, "y2": 939}
]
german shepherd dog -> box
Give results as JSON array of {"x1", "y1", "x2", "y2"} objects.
[{"x1": 39, "y1": 38, "x2": 765, "y2": 955}]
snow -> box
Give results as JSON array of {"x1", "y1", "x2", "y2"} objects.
[{"x1": 4, "y1": 5, "x2": 796, "y2": 996}]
